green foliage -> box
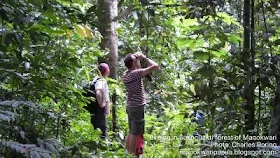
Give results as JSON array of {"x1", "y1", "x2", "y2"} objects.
[
  {"x1": 1, "y1": 0, "x2": 280, "y2": 157},
  {"x1": 117, "y1": 0, "x2": 280, "y2": 156},
  {"x1": 0, "y1": 0, "x2": 106, "y2": 157}
]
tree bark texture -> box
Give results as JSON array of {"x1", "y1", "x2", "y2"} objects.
[
  {"x1": 269, "y1": 79, "x2": 280, "y2": 145},
  {"x1": 269, "y1": 57, "x2": 280, "y2": 145},
  {"x1": 243, "y1": 0, "x2": 255, "y2": 134},
  {"x1": 97, "y1": 0, "x2": 118, "y2": 132}
]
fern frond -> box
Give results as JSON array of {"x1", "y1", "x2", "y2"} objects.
[
  {"x1": 0, "y1": 109, "x2": 17, "y2": 122},
  {"x1": 1, "y1": 140, "x2": 53, "y2": 158},
  {"x1": 0, "y1": 100, "x2": 37, "y2": 109}
]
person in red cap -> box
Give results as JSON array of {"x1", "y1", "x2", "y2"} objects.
[{"x1": 89, "y1": 63, "x2": 110, "y2": 139}]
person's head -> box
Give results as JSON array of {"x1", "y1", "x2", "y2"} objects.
[
  {"x1": 98, "y1": 63, "x2": 110, "y2": 77},
  {"x1": 124, "y1": 53, "x2": 141, "y2": 70}
]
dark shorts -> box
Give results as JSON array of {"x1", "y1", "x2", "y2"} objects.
[{"x1": 126, "y1": 105, "x2": 145, "y2": 135}]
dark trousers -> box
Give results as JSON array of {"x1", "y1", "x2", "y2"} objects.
[{"x1": 91, "y1": 114, "x2": 107, "y2": 139}]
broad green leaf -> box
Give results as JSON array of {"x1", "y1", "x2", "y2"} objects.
[
  {"x1": 197, "y1": 65, "x2": 216, "y2": 77},
  {"x1": 193, "y1": 51, "x2": 209, "y2": 61},
  {"x1": 75, "y1": 24, "x2": 93, "y2": 38},
  {"x1": 229, "y1": 34, "x2": 241, "y2": 44},
  {"x1": 274, "y1": 39, "x2": 280, "y2": 45},
  {"x1": 84, "y1": 67, "x2": 90, "y2": 81},
  {"x1": 217, "y1": 12, "x2": 240, "y2": 26},
  {"x1": 177, "y1": 38, "x2": 190, "y2": 48}
]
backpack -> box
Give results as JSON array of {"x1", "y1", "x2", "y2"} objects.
[{"x1": 83, "y1": 78, "x2": 101, "y2": 114}]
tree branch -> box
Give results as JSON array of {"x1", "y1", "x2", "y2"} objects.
[
  {"x1": 261, "y1": 0, "x2": 273, "y2": 56},
  {"x1": 113, "y1": 6, "x2": 133, "y2": 21},
  {"x1": 147, "y1": 2, "x2": 185, "y2": 7}
]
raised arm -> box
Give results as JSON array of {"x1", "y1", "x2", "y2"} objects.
[
  {"x1": 134, "y1": 52, "x2": 159, "y2": 77},
  {"x1": 142, "y1": 57, "x2": 159, "y2": 77}
]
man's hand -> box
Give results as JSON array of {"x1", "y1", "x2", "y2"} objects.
[
  {"x1": 133, "y1": 51, "x2": 146, "y2": 60},
  {"x1": 105, "y1": 102, "x2": 110, "y2": 115}
]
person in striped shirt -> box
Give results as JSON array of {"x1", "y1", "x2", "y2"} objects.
[{"x1": 123, "y1": 52, "x2": 159, "y2": 155}]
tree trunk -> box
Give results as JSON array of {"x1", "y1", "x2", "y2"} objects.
[
  {"x1": 243, "y1": 0, "x2": 255, "y2": 134},
  {"x1": 269, "y1": 57, "x2": 280, "y2": 145},
  {"x1": 97, "y1": 0, "x2": 118, "y2": 132},
  {"x1": 269, "y1": 78, "x2": 280, "y2": 145}
]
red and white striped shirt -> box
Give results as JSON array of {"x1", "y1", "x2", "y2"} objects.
[{"x1": 123, "y1": 69, "x2": 146, "y2": 106}]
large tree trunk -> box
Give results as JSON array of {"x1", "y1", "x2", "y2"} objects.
[
  {"x1": 269, "y1": 57, "x2": 280, "y2": 145},
  {"x1": 97, "y1": 0, "x2": 118, "y2": 132},
  {"x1": 243, "y1": 0, "x2": 255, "y2": 134},
  {"x1": 269, "y1": 78, "x2": 280, "y2": 145}
]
